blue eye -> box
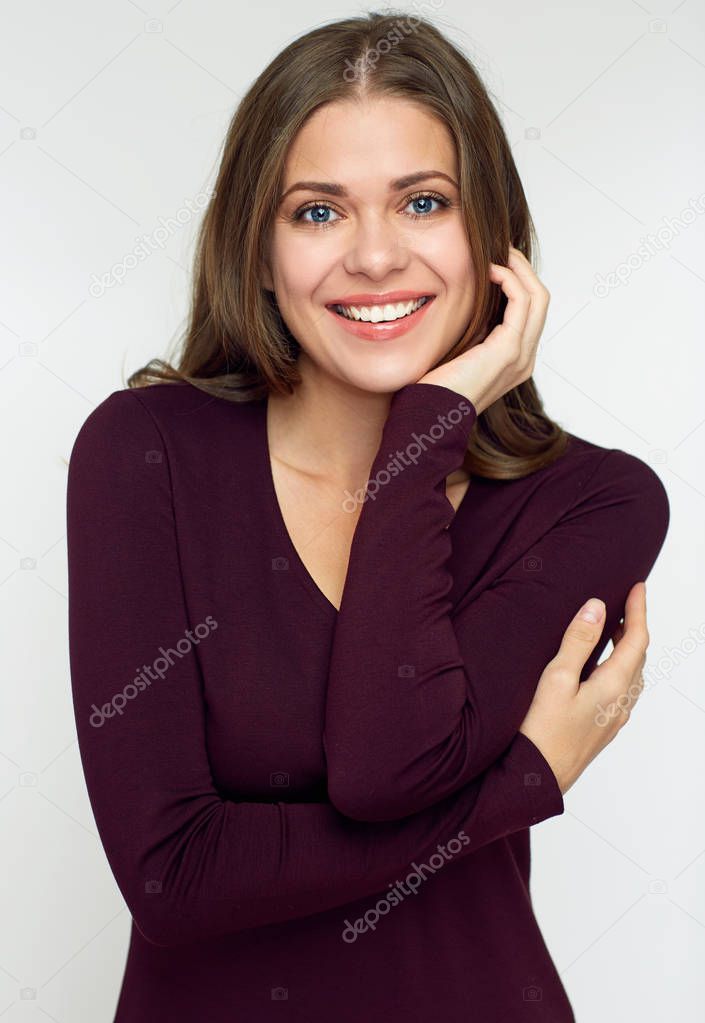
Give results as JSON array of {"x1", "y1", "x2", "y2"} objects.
[
  {"x1": 405, "y1": 194, "x2": 445, "y2": 218},
  {"x1": 291, "y1": 190, "x2": 451, "y2": 228},
  {"x1": 298, "y1": 204, "x2": 340, "y2": 225}
]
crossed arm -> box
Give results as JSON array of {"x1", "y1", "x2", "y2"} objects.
[
  {"x1": 324, "y1": 382, "x2": 670, "y2": 820},
  {"x1": 66, "y1": 385, "x2": 668, "y2": 948}
]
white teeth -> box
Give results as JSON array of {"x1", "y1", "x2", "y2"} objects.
[{"x1": 335, "y1": 297, "x2": 429, "y2": 322}]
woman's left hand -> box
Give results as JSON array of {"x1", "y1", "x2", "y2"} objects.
[{"x1": 417, "y1": 245, "x2": 550, "y2": 416}]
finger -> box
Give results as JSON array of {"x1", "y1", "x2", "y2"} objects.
[
  {"x1": 549, "y1": 597, "x2": 606, "y2": 677},
  {"x1": 616, "y1": 669, "x2": 645, "y2": 724},
  {"x1": 506, "y1": 249, "x2": 550, "y2": 362},
  {"x1": 608, "y1": 582, "x2": 649, "y2": 675},
  {"x1": 506, "y1": 247, "x2": 547, "y2": 297},
  {"x1": 488, "y1": 262, "x2": 531, "y2": 348}
]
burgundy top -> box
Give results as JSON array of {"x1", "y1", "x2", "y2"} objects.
[{"x1": 66, "y1": 380, "x2": 669, "y2": 1022}]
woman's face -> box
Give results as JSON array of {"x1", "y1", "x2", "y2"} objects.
[{"x1": 264, "y1": 96, "x2": 476, "y2": 394}]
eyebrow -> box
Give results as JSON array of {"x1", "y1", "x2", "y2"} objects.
[{"x1": 279, "y1": 170, "x2": 458, "y2": 203}]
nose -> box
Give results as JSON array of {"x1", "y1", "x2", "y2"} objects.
[{"x1": 341, "y1": 207, "x2": 411, "y2": 281}]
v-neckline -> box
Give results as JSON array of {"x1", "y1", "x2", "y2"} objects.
[{"x1": 258, "y1": 395, "x2": 472, "y2": 618}]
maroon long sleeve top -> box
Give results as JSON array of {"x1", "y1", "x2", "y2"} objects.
[{"x1": 66, "y1": 380, "x2": 670, "y2": 1021}]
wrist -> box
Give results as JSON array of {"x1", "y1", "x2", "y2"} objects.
[{"x1": 417, "y1": 372, "x2": 484, "y2": 415}]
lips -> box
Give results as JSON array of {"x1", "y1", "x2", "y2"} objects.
[
  {"x1": 324, "y1": 293, "x2": 436, "y2": 342},
  {"x1": 332, "y1": 295, "x2": 431, "y2": 322},
  {"x1": 325, "y1": 290, "x2": 435, "y2": 307}
]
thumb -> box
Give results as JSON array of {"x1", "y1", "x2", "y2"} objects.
[{"x1": 551, "y1": 597, "x2": 606, "y2": 673}]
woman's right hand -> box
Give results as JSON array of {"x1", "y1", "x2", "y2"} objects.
[{"x1": 518, "y1": 582, "x2": 649, "y2": 796}]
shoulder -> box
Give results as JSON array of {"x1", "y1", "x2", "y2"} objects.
[
  {"x1": 564, "y1": 430, "x2": 668, "y2": 510},
  {"x1": 470, "y1": 431, "x2": 670, "y2": 564},
  {"x1": 70, "y1": 382, "x2": 260, "y2": 462},
  {"x1": 68, "y1": 384, "x2": 265, "y2": 520},
  {"x1": 72, "y1": 382, "x2": 220, "y2": 438},
  {"x1": 67, "y1": 387, "x2": 177, "y2": 504},
  {"x1": 553, "y1": 430, "x2": 670, "y2": 547}
]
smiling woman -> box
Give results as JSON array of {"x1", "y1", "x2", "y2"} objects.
[
  {"x1": 266, "y1": 104, "x2": 469, "y2": 364},
  {"x1": 67, "y1": 9, "x2": 669, "y2": 1023},
  {"x1": 126, "y1": 13, "x2": 568, "y2": 483}
]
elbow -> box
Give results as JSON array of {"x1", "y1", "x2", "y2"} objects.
[
  {"x1": 132, "y1": 903, "x2": 239, "y2": 949},
  {"x1": 130, "y1": 891, "x2": 231, "y2": 949},
  {"x1": 133, "y1": 917, "x2": 175, "y2": 948},
  {"x1": 129, "y1": 877, "x2": 262, "y2": 947},
  {"x1": 131, "y1": 895, "x2": 191, "y2": 948}
]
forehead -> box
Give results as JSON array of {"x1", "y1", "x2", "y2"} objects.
[{"x1": 282, "y1": 97, "x2": 458, "y2": 191}]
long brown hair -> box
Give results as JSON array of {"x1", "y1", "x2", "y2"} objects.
[{"x1": 127, "y1": 9, "x2": 568, "y2": 479}]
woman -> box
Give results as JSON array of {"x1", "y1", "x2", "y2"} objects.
[{"x1": 66, "y1": 12, "x2": 669, "y2": 1022}]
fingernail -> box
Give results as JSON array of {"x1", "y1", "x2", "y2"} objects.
[{"x1": 579, "y1": 598, "x2": 604, "y2": 623}]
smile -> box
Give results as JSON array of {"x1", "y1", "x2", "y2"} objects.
[
  {"x1": 331, "y1": 295, "x2": 433, "y2": 323},
  {"x1": 324, "y1": 293, "x2": 436, "y2": 342}
]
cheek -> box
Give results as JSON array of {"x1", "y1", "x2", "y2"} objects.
[
  {"x1": 449, "y1": 267, "x2": 475, "y2": 307},
  {"x1": 443, "y1": 249, "x2": 476, "y2": 307},
  {"x1": 414, "y1": 225, "x2": 474, "y2": 289},
  {"x1": 272, "y1": 236, "x2": 332, "y2": 300}
]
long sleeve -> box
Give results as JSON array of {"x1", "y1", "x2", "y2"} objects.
[
  {"x1": 324, "y1": 382, "x2": 670, "y2": 822},
  {"x1": 66, "y1": 388, "x2": 565, "y2": 951}
]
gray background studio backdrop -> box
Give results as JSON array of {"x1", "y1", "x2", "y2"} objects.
[{"x1": 2, "y1": 1, "x2": 704, "y2": 1020}]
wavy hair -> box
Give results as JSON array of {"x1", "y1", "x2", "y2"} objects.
[{"x1": 127, "y1": 9, "x2": 568, "y2": 479}]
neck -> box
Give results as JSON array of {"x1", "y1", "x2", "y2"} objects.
[{"x1": 266, "y1": 356, "x2": 396, "y2": 491}]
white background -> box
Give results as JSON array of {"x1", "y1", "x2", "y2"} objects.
[{"x1": 1, "y1": 0, "x2": 703, "y2": 1019}]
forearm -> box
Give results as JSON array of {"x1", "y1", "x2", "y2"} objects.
[{"x1": 324, "y1": 384, "x2": 671, "y2": 821}]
